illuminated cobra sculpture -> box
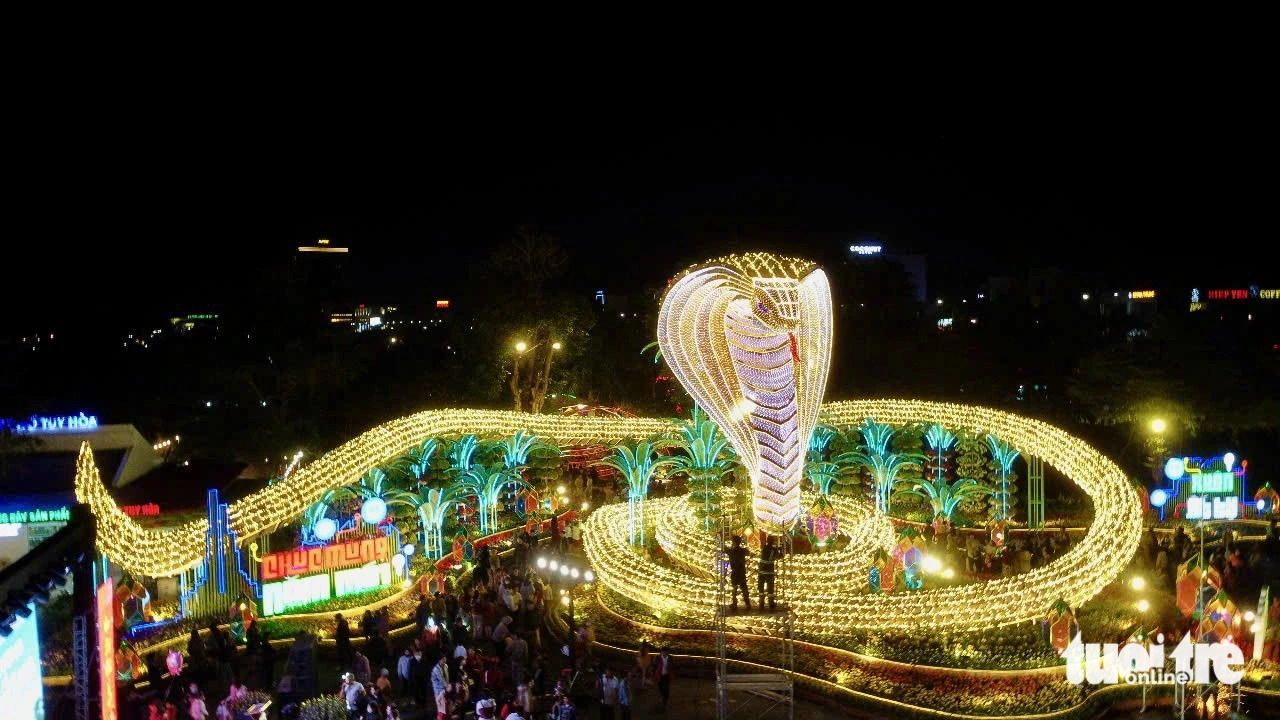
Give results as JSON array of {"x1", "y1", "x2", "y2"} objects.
[{"x1": 656, "y1": 253, "x2": 832, "y2": 532}]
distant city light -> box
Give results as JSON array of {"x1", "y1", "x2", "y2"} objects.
[{"x1": 1081, "y1": 293, "x2": 1090, "y2": 301}]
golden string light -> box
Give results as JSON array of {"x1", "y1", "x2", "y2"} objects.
[
  {"x1": 76, "y1": 411, "x2": 671, "y2": 577},
  {"x1": 583, "y1": 399, "x2": 1143, "y2": 633},
  {"x1": 657, "y1": 252, "x2": 833, "y2": 532},
  {"x1": 77, "y1": 399, "x2": 1140, "y2": 628}
]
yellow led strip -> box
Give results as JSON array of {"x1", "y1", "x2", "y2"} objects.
[{"x1": 583, "y1": 399, "x2": 1141, "y2": 633}]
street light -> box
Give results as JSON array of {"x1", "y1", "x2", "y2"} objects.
[
  {"x1": 1151, "y1": 418, "x2": 1166, "y2": 434},
  {"x1": 534, "y1": 552, "x2": 594, "y2": 669}
]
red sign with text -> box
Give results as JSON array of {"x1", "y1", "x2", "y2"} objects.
[
  {"x1": 260, "y1": 535, "x2": 391, "y2": 581},
  {"x1": 120, "y1": 503, "x2": 160, "y2": 517},
  {"x1": 1207, "y1": 289, "x2": 1248, "y2": 300}
]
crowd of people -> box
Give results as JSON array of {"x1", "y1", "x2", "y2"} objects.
[{"x1": 328, "y1": 524, "x2": 675, "y2": 720}]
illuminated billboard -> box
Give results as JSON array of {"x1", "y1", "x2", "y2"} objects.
[{"x1": 0, "y1": 601, "x2": 44, "y2": 720}]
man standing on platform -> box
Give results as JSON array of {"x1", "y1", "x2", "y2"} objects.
[
  {"x1": 727, "y1": 535, "x2": 751, "y2": 611},
  {"x1": 757, "y1": 535, "x2": 778, "y2": 611}
]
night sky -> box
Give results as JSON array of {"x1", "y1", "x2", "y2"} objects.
[{"x1": 8, "y1": 111, "x2": 1270, "y2": 336}]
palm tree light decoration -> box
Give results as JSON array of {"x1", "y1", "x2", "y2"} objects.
[
  {"x1": 301, "y1": 490, "x2": 338, "y2": 544},
  {"x1": 399, "y1": 437, "x2": 439, "y2": 486},
  {"x1": 343, "y1": 467, "x2": 394, "y2": 527},
  {"x1": 390, "y1": 486, "x2": 459, "y2": 558},
  {"x1": 837, "y1": 418, "x2": 921, "y2": 515},
  {"x1": 595, "y1": 440, "x2": 679, "y2": 545},
  {"x1": 669, "y1": 406, "x2": 735, "y2": 532},
  {"x1": 902, "y1": 476, "x2": 993, "y2": 530},
  {"x1": 923, "y1": 424, "x2": 956, "y2": 486},
  {"x1": 808, "y1": 424, "x2": 839, "y2": 462},
  {"x1": 986, "y1": 435, "x2": 1021, "y2": 521},
  {"x1": 458, "y1": 465, "x2": 527, "y2": 535},
  {"x1": 803, "y1": 459, "x2": 843, "y2": 545},
  {"x1": 447, "y1": 434, "x2": 484, "y2": 475}
]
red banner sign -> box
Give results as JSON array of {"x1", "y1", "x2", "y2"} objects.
[
  {"x1": 120, "y1": 503, "x2": 160, "y2": 517},
  {"x1": 260, "y1": 535, "x2": 391, "y2": 582},
  {"x1": 1207, "y1": 289, "x2": 1248, "y2": 300}
]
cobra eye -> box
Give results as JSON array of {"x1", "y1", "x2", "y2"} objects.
[{"x1": 756, "y1": 301, "x2": 769, "y2": 315}]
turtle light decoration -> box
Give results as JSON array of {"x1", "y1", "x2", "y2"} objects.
[
  {"x1": 988, "y1": 516, "x2": 1008, "y2": 549},
  {"x1": 229, "y1": 593, "x2": 257, "y2": 643},
  {"x1": 1044, "y1": 598, "x2": 1077, "y2": 655},
  {"x1": 804, "y1": 494, "x2": 838, "y2": 547},
  {"x1": 1256, "y1": 482, "x2": 1280, "y2": 515},
  {"x1": 1176, "y1": 554, "x2": 1223, "y2": 617},
  {"x1": 116, "y1": 576, "x2": 153, "y2": 631},
  {"x1": 893, "y1": 527, "x2": 928, "y2": 590},
  {"x1": 516, "y1": 489, "x2": 540, "y2": 516},
  {"x1": 868, "y1": 548, "x2": 893, "y2": 593}
]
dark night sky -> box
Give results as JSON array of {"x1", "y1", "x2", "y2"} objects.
[{"x1": 6, "y1": 107, "x2": 1271, "y2": 336}]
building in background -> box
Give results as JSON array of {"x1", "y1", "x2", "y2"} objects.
[
  {"x1": 840, "y1": 241, "x2": 928, "y2": 304},
  {"x1": 0, "y1": 414, "x2": 162, "y2": 569}
]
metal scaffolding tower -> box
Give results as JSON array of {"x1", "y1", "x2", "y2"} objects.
[{"x1": 714, "y1": 500, "x2": 795, "y2": 720}]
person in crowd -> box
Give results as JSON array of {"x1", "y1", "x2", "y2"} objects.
[
  {"x1": 409, "y1": 646, "x2": 427, "y2": 706},
  {"x1": 431, "y1": 654, "x2": 450, "y2": 720},
  {"x1": 657, "y1": 648, "x2": 673, "y2": 710},
  {"x1": 598, "y1": 665, "x2": 621, "y2": 720},
  {"x1": 341, "y1": 672, "x2": 367, "y2": 720},
  {"x1": 397, "y1": 649, "x2": 413, "y2": 698},
  {"x1": 187, "y1": 683, "x2": 209, "y2": 720},
  {"x1": 353, "y1": 650, "x2": 372, "y2": 685},
  {"x1": 258, "y1": 631, "x2": 275, "y2": 691},
  {"x1": 549, "y1": 694, "x2": 576, "y2": 720},
  {"x1": 757, "y1": 535, "x2": 778, "y2": 611},
  {"x1": 727, "y1": 535, "x2": 751, "y2": 611},
  {"x1": 336, "y1": 614, "x2": 352, "y2": 665}
]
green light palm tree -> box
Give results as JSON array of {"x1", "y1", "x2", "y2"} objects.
[
  {"x1": 836, "y1": 418, "x2": 923, "y2": 514},
  {"x1": 389, "y1": 485, "x2": 462, "y2": 558},
  {"x1": 668, "y1": 406, "x2": 735, "y2": 531},
  {"x1": 923, "y1": 424, "x2": 957, "y2": 486},
  {"x1": 595, "y1": 440, "x2": 679, "y2": 545},
  {"x1": 901, "y1": 476, "x2": 992, "y2": 524},
  {"x1": 808, "y1": 424, "x2": 840, "y2": 462},
  {"x1": 457, "y1": 465, "x2": 528, "y2": 535},
  {"x1": 447, "y1": 434, "x2": 484, "y2": 476},
  {"x1": 399, "y1": 437, "x2": 440, "y2": 485},
  {"x1": 986, "y1": 435, "x2": 1021, "y2": 521},
  {"x1": 804, "y1": 459, "x2": 844, "y2": 496}
]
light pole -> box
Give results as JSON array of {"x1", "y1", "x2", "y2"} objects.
[
  {"x1": 512, "y1": 339, "x2": 563, "y2": 413},
  {"x1": 535, "y1": 552, "x2": 594, "y2": 670}
]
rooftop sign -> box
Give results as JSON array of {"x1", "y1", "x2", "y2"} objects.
[{"x1": 849, "y1": 244, "x2": 883, "y2": 255}]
